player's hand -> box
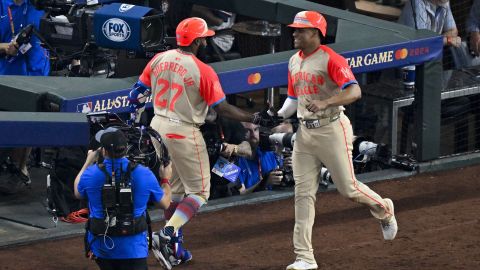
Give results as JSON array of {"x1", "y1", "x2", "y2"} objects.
[
  {"x1": 253, "y1": 102, "x2": 282, "y2": 128},
  {"x1": 128, "y1": 82, "x2": 151, "y2": 123},
  {"x1": 470, "y1": 32, "x2": 480, "y2": 56},
  {"x1": 267, "y1": 169, "x2": 283, "y2": 186},
  {"x1": 267, "y1": 105, "x2": 279, "y2": 118},
  {"x1": 159, "y1": 161, "x2": 172, "y2": 181},
  {"x1": 305, "y1": 99, "x2": 328, "y2": 113},
  {"x1": 253, "y1": 111, "x2": 275, "y2": 127}
]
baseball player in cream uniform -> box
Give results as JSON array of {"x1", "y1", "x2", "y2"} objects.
[
  {"x1": 274, "y1": 11, "x2": 399, "y2": 270},
  {"x1": 129, "y1": 17, "x2": 273, "y2": 269}
]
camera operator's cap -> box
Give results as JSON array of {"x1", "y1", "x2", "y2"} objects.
[
  {"x1": 176, "y1": 17, "x2": 215, "y2": 46},
  {"x1": 95, "y1": 127, "x2": 128, "y2": 155},
  {"x1": 288, "y1": 11, "x2": 327, "y2": 37}
]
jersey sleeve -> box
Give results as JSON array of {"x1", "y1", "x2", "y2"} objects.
[
  {"x1": 138, "y1": 54, "x2": 160, "y2": 88},
  {"x1": 327, "y1": 52, "x2": 358, "y2": 90},
  {"x1": 198, "y1": 64, "x2": 226, "y2": 106}
]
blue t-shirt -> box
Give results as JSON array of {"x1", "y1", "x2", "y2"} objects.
[
  {"x1": 397, "y1": 0, "x2": 456, "y2": 34},
  {"x1": 0, "y1": 0, "x2": 50, "y2": 75},
  {"x1": 236, "y1": 148, "x2": 279, "y2": 189},
  {"x1": 78, "y1": 157, "x2": 164, "y2": 259}
]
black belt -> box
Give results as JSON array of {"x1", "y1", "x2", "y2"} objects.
[
  {"x1": 301, "y1": 113, "x2": 340, "y2": 129},
  {"x1": 87, "y1": 215, "x2": 147, "y2": 236}
]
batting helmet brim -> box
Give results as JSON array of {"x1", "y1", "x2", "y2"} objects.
[
  {"x1": 287, "y1": 23, "x2": 313, "y2": 28},
  {"x1": 204, "y1": 29, "x2": 215, "y2": 37}
]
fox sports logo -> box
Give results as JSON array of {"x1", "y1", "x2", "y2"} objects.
[{"x1": 102, "y1": 18, "x2": 131, "y2": 42}]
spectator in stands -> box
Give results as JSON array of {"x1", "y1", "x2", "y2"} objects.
[
  {"x1": 467, "y1": 0, "x2": 480, "y2": 56},
  {"x1": 0, "y1": 0, "x2": 50, "y2": 194},
  {"x1": 398, "y1": 0, "x2": 461, "y2": 47},
  {"x1": 235, "y1": 122, "x2": 284, "y2": 194}
]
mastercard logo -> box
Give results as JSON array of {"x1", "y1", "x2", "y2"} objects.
[
  {"x1": 394, "y1": 48, "x2": 408, "y2": 60},
  {"x1": 247, "y1": 73, "x2": 262, "y2": 85}
]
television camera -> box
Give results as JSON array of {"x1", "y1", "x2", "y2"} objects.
[
  {"x1": 258, "y1": 131, "x2": 296, "y2": 187},
  {"x1": 28, "y1": 0, "x2": 170, "y2": 77},
  {"x1": 205, "y1": 138, "x2": 225, "y2": 159},
  {"x1": 260, "y1": 129, "x2": 396, "y2": 187},
  {"x1": 86, "y1": 111, "x2": 170, "y2": 169}
]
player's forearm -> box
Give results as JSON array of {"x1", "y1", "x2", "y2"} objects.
[
  {"x1": 277, "y1": 98, "x2": 298, "y2": 119},
  {"x1": 325, "y1": 84, "x2": 361, "y2": 107},
  {"x1": 215, "y1": 100, "x2": 254, "y2": 123}
]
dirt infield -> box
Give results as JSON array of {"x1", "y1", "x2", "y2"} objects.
[{"x1": 1, "y1": 165, "x2": 479, "y2": 270}]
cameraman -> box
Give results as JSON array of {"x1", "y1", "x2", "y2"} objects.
[
  {"x1": 202, "y1": 107, "x2": 252, "y2": 199},
  {"x1": 0, "y1": 0, "x2": 50, "y2": 195},
  {"x1": 235, "y1": 122, "x2": 283, "y2": 194},
  {"x1": 74, "y1": 127, "x2": 172, "y2": 270},
  {"x1": 0, "y1": 0, "x2": 49, "y2": 75}
]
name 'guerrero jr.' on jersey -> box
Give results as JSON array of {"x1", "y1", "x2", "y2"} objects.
[{"x1": 138, "y1": 49, "x2": 226, "y2": 125}]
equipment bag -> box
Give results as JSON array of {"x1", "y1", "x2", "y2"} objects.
[{"x1": 46, "y1": 147, "x2": 87, "y2": 219}]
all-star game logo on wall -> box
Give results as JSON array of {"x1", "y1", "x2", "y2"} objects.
[
  {"x1": 346, "y1": 46, "x2": 432, "y2": 70},
  {"x1": 77, "y1": 102, "x2": 93, "y2": 113},
  {"x1": 76, "y1": 95, "x2": 153, "y2": 113},
  {"x1": 102, "y1": 18, "x2": 131, "y2": 42},
  {"x1": 346, "y1": 50, "x2": 395, "y2": 68}
]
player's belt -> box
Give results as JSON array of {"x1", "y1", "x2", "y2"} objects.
[
  {"x1": 159, "y1": 115, "x2": 201, "y2": 128},
  {"x1": 301, "y1": 113, "x2": 340, "y2": 129}
]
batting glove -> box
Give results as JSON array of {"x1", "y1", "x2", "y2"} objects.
[{"x1": 252, "y1": 110, "x2": 280, "y2": 128}]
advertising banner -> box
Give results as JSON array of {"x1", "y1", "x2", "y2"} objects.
[{"x1": 63, "y1": 35, "x2": 443, "y2": 114}]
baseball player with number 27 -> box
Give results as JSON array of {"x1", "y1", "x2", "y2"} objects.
[
  {"x1": 129, "y1": 17, "x2": 274, "y2": 269},
  {"x1": 271, "y1": 11, "x2": 399, "y2": 270}
]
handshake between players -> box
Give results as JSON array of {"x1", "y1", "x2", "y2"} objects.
[{"x1": 128, "y1": 82, "x2": 281, "y2": 129}]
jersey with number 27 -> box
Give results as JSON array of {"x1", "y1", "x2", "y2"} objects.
[{"x1": 139, "y1": 49, "x2": 226, "y2": 124}]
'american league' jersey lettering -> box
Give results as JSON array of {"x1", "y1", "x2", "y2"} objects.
[
  {"x1": 287, "y1": 45, "x2": 357, "y2": 120},
  {"x1": 139, "y1": 49, "x2": 226, "y2": 124}
]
